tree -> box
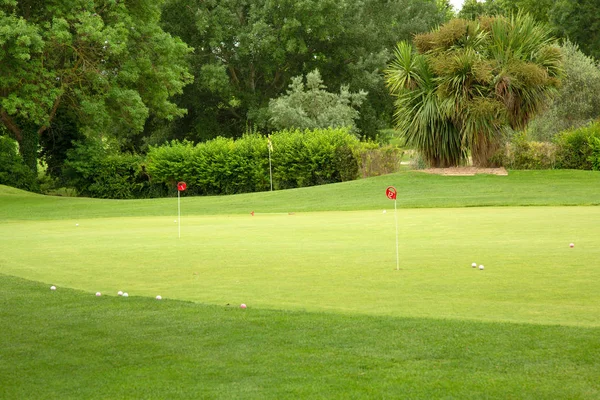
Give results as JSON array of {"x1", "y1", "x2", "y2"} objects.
[
  {"x1": 0, "y1": 0, "x2": 193, "y2": 175},
  {"x1": 528, "y1": 42, "x2": 600, "y2": 141},
  {"x1": 386, "y1": 15, "x2": 563, "y2": 167},
  {"x1": 159, "y1": 0, "x2": 447, "y2": 141},
  {"x1": 268, "y1": 70, "x2": 367, "y2": 133},
  {"x1": 550, "y1": 0, "x2": 600, "y2": 60}
]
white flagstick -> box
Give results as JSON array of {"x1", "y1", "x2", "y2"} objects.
[
  {"x1": 386, "y1": 186, "x2": 399, "y2": 270},
  {"x1": 394, "y1": 197, "x2": 399, "y2": 271},
  {"x1": 178, "y1": 189, "x2": 181, "y2": 239},
  {"x1": 268, "y1": 147, "x2": 273, "y2": 191},
  {"x1": 268, "y1": 137, "x2": 273, "y2": 191}
]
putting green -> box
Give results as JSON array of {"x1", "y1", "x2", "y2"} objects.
[{"x1": 1, "y1": 206, "x2": 599, "y2": 326}]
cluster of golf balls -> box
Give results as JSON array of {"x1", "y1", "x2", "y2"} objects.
[
  {"x1": 472, "y1": 262, "x2": 484, "y2": 270},
  {"x1": 50, "y1": 286, "x2": 164, "y2": 300}
]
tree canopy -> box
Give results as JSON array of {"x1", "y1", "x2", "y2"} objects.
[
  {"x1": 268, "y1": 70, "x2": 367, "y2": 133},
  {"x1": 0, "y1": 0, "x2": 193, "y2": 173},
  {"x1": 159, "y1": 0, "x2": 447, "y2": 141},
  {"x1": 386, "y1": 14, "x2": 563, "y2": 167}
]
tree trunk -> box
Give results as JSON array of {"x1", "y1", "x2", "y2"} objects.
[{"x1": 471, "y1": 133, "x2": 500, "y2": 167}]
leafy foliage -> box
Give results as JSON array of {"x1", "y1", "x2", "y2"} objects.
[
  {"x1": 0, "y1": 135, "x2": 37, "y2": 191},
  {"x1": 63, "y1": 139, "x2": 164, "y2": 199},
  {"x1": 0, "y1": 0, "x2": 193, "y2": 173},
  {"x1": 528, "y1": 42, "x2": 600, "y2": 141},
  {"x1": 147, "y1": 129, "x2": 360, "y2": 194},
  {"x1": 497, "y1": 132, "x2": 557, "y2": 169},
  {"x1": 550, "y1": 0, "x2": 600, "y2": 60},
  {"x1": 554, "y1": 122, "x2": 600, "y2": 170},
  {"x1": 160, "y1": 0, "x2": 447, "y2": 141},
  {"x1": 386, "y1": 15, "x2": 563, "y2": 167},
  {"x1": 268, "y1": 70, "x2": 367, "y2": 134}
]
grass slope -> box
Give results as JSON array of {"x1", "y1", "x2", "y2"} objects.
[
  {"x1": 1, "y1": 275, "x2": 599, "y2": 400},
  {"x1": 1, "y1": 170, "x2": 599, "y2": 221}
]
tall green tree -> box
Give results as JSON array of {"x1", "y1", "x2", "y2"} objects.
[
  {"x1": 550, "y1": 0, "x2": 600, "y2": 60},
  {"x1": 268, "y1": 70, "x2": 367, "y2": 133},
  {"x1": 528, "y1": 41, "x2": 600, "y2": 141},
  {"x1": 0, "y1": 0, "x2": 193, "y2": 175},
  {"x1": 160, "y1": 0, "x2": 447, "y2": 141},
  {"x1": 386, "y1": 15, "x2": 563, "y2": 167}
]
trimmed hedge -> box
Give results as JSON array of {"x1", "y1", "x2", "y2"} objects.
[{"x1": 147, "y1": 128, "x2": 361, "y2": 194}]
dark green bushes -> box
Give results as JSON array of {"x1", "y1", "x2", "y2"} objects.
[
  {"x1": 64, "y1": 140, "x2": 165, "y2": 199},
  {"x1": 147, "y1": 128, "x2": 361, "y2": 194},
  {"x1": 0, "y1": 136, "x2": 38, "y2": 191},
  {"x1": 555, "y1": 122, "x2": 600, "y2": 170}
]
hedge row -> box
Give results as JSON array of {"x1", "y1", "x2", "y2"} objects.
[
  {"x1": 146, "y1": 128, "x2": 362, "y2": 195},
  {"x1": 495, "y1": 122, "x2": 600, "y2": 170}
]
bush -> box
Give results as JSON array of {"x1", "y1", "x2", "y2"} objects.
[
  {"x1": 501, "y1": 133, "x2": 557, "y2": 169},
  {"x1": 0, "y1": 136, "x2": 38, "y2": 191},
  {"x1": 64, "y1": 139, "x2": 166, "y2": 199},
  {"x1": 555, "y1": 122, "x2": 600, "y2": 170},
  {"x1": 588, "y1": 136, "x2": 600, "y2": 171},
  {"x1": 147, "y1": 128, "x2": 361, "y2": 194},
  {"x1": 355, "y1": 143, "x2": 403, "y2": 177},
  {"x1": 270, "y1": 128, "x2": 360, "y2": 189}
]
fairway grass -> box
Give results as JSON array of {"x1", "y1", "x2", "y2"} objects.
[
  {"x1": 1, "y1": 170, "x2": 600, "y2": 221},
  {"x1": 1, "y1": 207, "x2": 599, "y2": 327},
  {"x1": 1, "y1": 275, "x2": 599, "y2": 399},
  {"x1": 2, "y1": 170, "x2": 600, "y2": 398}
]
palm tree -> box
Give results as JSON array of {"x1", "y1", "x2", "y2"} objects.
[{"x1": 386, "y1": 14, "x2": 563, "y2": 167}]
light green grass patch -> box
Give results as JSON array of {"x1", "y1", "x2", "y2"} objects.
[{"x1": 2, "y1": 207, "x2": 599, "y2": 326}]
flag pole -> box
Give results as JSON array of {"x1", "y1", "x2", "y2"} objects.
[
  {"x1": 386, "y1": 186, "x2": 399, "y2": 271},
  {"x1": 394, "y1": 198, "x2": 399, "y2": 271},
  {"x1": 177, "y1": 181, "x2": 187, "y2": 239},
  {"x1": 268, "y1": 136, "x2": 273, "y2": 191}
]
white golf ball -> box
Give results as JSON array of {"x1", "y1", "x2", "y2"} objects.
[
  {"x1": 123, "y1": 292, "x2": 129, "y2": 297},
  {"x1": 156, "y1": 295, "x2": 162, "y2": 300},
  {"x1": 50, "y1": 285, "x2": 56, "y2": 291},
  {"x1": 75, "y1": 223, "x2": 79, "y2": 227},
  {"x1": 174, "y1": 220, "x2": 177, "y2": 223},
  {"x1": 383, "y1": 210, "x2": 387, "y2": 214},
  {"x1": 96, "y1": 292, "x2": 101, "y2": 296},
  {"x1": 479, "y1": 265, "x2": 484, "y2": 270},
  {"x1": 117, "y1": 291, "x2": 123, "y2": 296},
  {"x1": 471, "y1": 263, "x2": 477, "y2": 268}
]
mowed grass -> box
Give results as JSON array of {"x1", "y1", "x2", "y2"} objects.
[
  {"x1": 1, "y1": 275, "x2": 599, "y2": 399},
  {"x1": 1, "y1": 169, "x2": 599, "y2": 221},
  {"x1": 1, "y1": 170, "x2": 600, "y2": 398},
  {"x1": 1, "y1": 207, "x2": 600, "y2": 326}
]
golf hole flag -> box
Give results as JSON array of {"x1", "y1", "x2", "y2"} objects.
[
  {"x1": 386, "y1": 186, "x2": 397, "y2": 200},
  {"x1": 177, "y1": 182, "x2": 187, "y2": 238},
  {"x1": 385, "y1": 186, "x2": 400, "y2": 271}
]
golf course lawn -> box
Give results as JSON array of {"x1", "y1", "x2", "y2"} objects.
[
  {"x1": 2, "y1": 206, "x2": 599, "y2": 326},
  {"x1": 1, "y1": 170, "x2": 600, "y2": 399}
]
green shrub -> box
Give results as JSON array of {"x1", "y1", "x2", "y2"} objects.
[
  {"x1": 588, "y1": 136, "x2": 600, "y2": 171},
  {"x1": 147, "y1": 128, "x2": 361, "y2": 194},
  {"x1": 64, "y1": 140, "x2": 165, "y2": 199},
  {"x1": 0, "y1": 136, "x2": 38, "y2": 191},
  {"x1": 503, "y1": 133, "x2": 557, "y2": 170},
  {"x1": 555, "y1": 122, "x2": 600, "y2": 170},
  {"x1": 355, "y1": 143, "x2": 403, "y2": 177},
  {"x1": 270, "y1": 128, "x2": 360, "y2": 189}
]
